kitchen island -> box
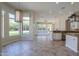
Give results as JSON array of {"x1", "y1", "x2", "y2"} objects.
[
  {"x1": 66, "y1": 33, "x2": 79, "y2": 55},
  {"x1": 53, "y1": 31, "x2": 79, "y2": 41}
]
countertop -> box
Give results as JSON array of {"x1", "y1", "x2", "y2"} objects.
[
  {"x1": 53, "y1": 31, "x2": 79, "y2": 33},
  {"x1": 66, "y1": 33, "x2": 79, "y2": 38}
]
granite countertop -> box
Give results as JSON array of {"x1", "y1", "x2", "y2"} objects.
[
  {"x1": 67, "y1": 33, "x2": 79, "y2": 37},
  {"x1": 53, "y1": 31, "x2": 79, "y2": 33}
]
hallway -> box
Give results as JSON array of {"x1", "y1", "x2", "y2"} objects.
[{"x1": 2, "y1": 38, "x2": 76, "y2": 56}]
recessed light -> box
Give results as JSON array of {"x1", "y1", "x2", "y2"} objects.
[
  {"x1": 56, "y1": 2, "x2": 59, "y2": 4},
  {"x1": 71, "y1": 2, "x2": 74, "y2": 4}
]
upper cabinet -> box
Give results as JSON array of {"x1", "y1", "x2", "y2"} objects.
[
  {"x1": 70, "y1": 22, "x2": 79, "y2": 30},
  {"x1": 68, "y1": 14, "x2": 79, "y2": 22},
  {"x1": 67, "y1": 14, "x2": 79, "y2": 31}
]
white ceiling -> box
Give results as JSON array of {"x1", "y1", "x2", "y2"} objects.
[{"x1": 6, "y1": 2, "x2": 79, "y2": 20}]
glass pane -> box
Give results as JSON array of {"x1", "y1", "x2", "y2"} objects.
[
  {"x1": 23, "y1": 20, "x2": 29, "y2": 35},
  {"x1": 9, "y1": 13, "x2": 15, "y2": 19},
  {"x1": 9, "y1": 19, "x2": 19, "y2": 36},
  {"x1": 37, "y1": 23, "x2": 46, "y2": 30},
  {"x1": 23, "y1": 17, "x2": 30, "y2": 21}
]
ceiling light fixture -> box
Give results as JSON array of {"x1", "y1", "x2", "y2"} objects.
[
  {"x1": 71, "y1": 2, "x2": 74, "y2": 4},
  {"x1": 56, "y1": 2, "x2": 59, "y2": 4}
]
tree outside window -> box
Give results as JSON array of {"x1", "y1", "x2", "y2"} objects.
[{"x1": 9, "y1": 13, "x2": 19, "y2": 36}]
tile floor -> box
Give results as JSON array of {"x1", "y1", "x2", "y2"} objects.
[{"x1": 1, "y1": 39, "x2": 78, "y2": 56}]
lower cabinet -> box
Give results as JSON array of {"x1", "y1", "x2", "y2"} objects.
[
  {"x1": 66, "y1": 35, "x2": 78, "y2": 53},
  {"x1": 53, "y1": 33, "x2": 62, "y2": 40}
]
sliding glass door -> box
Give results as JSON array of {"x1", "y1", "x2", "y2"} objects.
[{"x1": 22, "y1": 17, "x2": 30, "y2": 35}]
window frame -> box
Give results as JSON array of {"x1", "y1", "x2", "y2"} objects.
[
  {"x1": 1, "y1": 10, "x2": 5, "y2": 38},
  {"x1": 9, "y1": 13, "x2": 19, "y2": 36}
]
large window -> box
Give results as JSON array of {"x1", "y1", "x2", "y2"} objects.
[
  {"x1": 9, "y1": 13, "x2": 19, "y2": 36},
  {"x1": 23, "y1": 16, "x2": 30, "y2": 35}
]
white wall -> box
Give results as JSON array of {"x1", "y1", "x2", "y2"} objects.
[
  {"x1": 51, "y1": 18, "x2": 66, "y2": 31},
  {"x1": 56, "y1": 18, "x2": 66, "y2": 30}
]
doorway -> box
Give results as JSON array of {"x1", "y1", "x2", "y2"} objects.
[
  {"x1": 36, "y1": 22, "x2": 53, "y2": 41},
  {"x1": 22, "y1": 16, "x2": 31, "y2": 40}
]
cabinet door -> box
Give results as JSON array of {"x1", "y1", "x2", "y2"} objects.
[
  {"x1": 66, "y1": 35, "x2": 72, "y2": 48},
  {"x1": 53, "y1": 33, "x2": 62, "y2": 40},
  {"x1": 70, "y1": 22, "x2": 79, "y2": 30},
  {"x1": 71, "y1": 37, "x2": 78, "y2": 52},
  {"x1": 66, "y1": 35, "x2": 78, "y2": 52},
  {"x1": 76, "y1": 22, "x2": 79, "y2": 29},
  {"x1": 70, "y1": 22, "x2": 75, "y2": 30}
]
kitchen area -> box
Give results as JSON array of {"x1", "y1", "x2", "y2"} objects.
[{"x1": 53, "y1": 13, "x2": 79, "y2": 55}]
